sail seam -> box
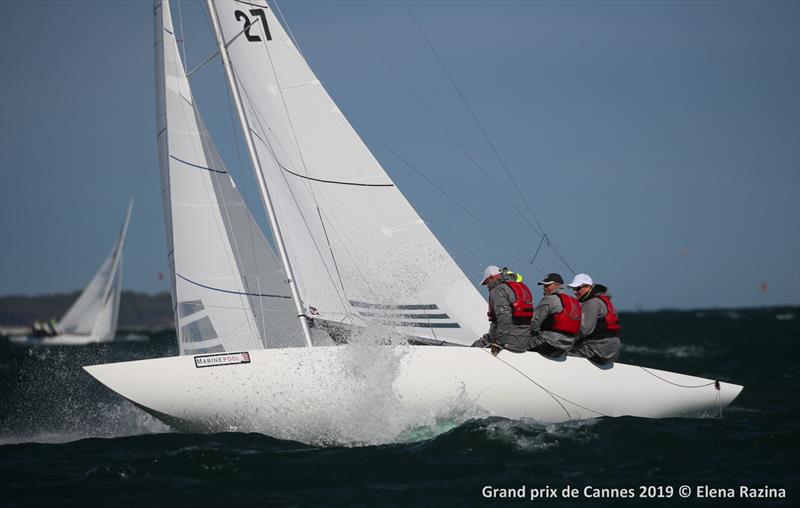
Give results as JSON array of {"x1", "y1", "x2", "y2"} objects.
[
  {"x1": 257, "y1": 24, "x2": 357, "y2": 324},
  {"x1": 239, "y1": 85, "x2": 353, "y2": 318},
  {"x1": 177, "y1": 273, "x2": 291, "y2": 299},
  {"x1": 356, "y1": 312, "x2": 450, "y2": 319},
  {"x1": 280, "y1": 162, "x2": 394, "y2": 188},
  {"x1": 247, "y1": 127, "x2": 393, "y2": 188},
  {"x1": 234, "y1": 0, "x2": 267, "y2": 8},
  {"x1": 370, "y1": 320, "x2": 460, "y2": 329},
  {"x1": 350, "y1": 300, "x2": 438, "y2": 310},
  {"x1": 170, "y1": 154, "x2": 227, "y2": 174}
]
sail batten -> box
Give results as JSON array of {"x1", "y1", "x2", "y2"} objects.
[{"x1": 209, "y1": 0, "x2": 489, "y2": 344}]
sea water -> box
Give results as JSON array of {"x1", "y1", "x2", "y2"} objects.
[{"x1": 0, "y1": 307, "x2": 797, "y2": 506}]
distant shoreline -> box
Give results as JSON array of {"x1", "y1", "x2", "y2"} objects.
[
  {"x1": 1, "y1": 291, "x2": 796, "y2": 332},
  {"x1": 0, "y1": 291, "x2": 174, "y2": 329}
]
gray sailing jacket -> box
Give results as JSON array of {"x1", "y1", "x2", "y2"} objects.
[
  {"x1": 529, "y1": 287, "x2": 577, "y2": 353},
  {"x1": 471, "y1": 273, "x2": 531, "y2": 352},
  {"x1": 570, "y1": 288, "x2": 620, "y2": 363}
]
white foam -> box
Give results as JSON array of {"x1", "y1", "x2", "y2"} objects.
[
  {"x1": 623, "y1": 345, "x2": 709, "y2": 358},
  {"x1": 481, "y1": 418, "x2": 600, "y2": 452}
]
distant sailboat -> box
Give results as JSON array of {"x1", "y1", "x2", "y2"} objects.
[
  {"x1": 85, "y1": 1, "x2": 742, "y2": 444},
  {"x1": 12, "y1": 200, "x2": 133, "y2": 346}
]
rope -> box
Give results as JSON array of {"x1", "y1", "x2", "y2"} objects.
[
  {"x1": 639, "y1": 366, "x2": 718, "y2": 388},
  {"x1": 530, "y1": 235, "x2": 547, "y2": 265},
  {"x1": 483, "y1": 348, "x2": 611, "y2": 419}
]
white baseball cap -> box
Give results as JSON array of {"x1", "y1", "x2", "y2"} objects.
[
  {"x1": 480, "y1": 265, "x2": 501, "y2": 285},
  {"x1": 567, "y1": 273, "x2": 594, "y2": 288}
]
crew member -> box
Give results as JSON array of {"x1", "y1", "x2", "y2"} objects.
[
  {"x1": 472, "y1": 265, "x2": 534, "y2": 353},
  {"x1": 48, "y1": 318, "x2": 61, "y2": 337},
  {"x1": 529, "y1": 273, "x2": 581, "y2": 357},
  {"x1": 567, "y1": 273, "x2": 621, "y2": 365}
]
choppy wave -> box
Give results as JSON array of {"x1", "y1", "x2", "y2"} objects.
[
  {"x1": 1, "y1": 307, "x2": 798, "y2": 506},
  {"x1": 622, "y1": 344, "x2": 709, "y2": 358}
]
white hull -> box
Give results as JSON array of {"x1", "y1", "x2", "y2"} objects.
[
  {"x1": 9, "y1": 334, "x2": 114, "y2": 346},
  {"x1": 84, "y1": 345, "x2": 742, "y2": 445}
]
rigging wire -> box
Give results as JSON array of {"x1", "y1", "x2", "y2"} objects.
[
  {"x1": 164, "y1": 4, "x2": 261, "y2": 346},
  {"x1": 222, "y1": 70, "x2": 272, "y2": 347},
  {"x1": 274, "y1": 0, "x2": 555, "y2": 278},
  {"x1": 237, "y1": 81, "x2": 357, "y2": 325},
  {"x1": 253, "y1": 19, "x2": 356, "y2": 323},
  {"x1": 248, "y1": 4, "x2": 430, "y2": 330},
  {"x1": 353, "y1": 120, "x2": 545, "y2": 277},
  {"x1": 178, "y1": 2, "x2": 263, "y2": 345},
  {"x1": 177, "y1": 0, "x2": 188, "y2": 72},
  {"x1": 381, "y1": 59, "x2": 546, "y2": 240},
  {"x1": 401, "y1": 0, "x2": 576, "y2": 275},
  {"x1": 273, "y1": 0, "x2": 306, "y2": 60}
]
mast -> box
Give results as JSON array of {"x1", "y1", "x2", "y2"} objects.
[{"x1": 205, "y1": 0, "x2": 313, "y2": 347}]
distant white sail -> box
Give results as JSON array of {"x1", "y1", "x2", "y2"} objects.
[
  {"x1": 208, "y1": 0, "x2": 488, "y2": 344},
  {"x1": 90, "y1": 255, "x2": 123, "y2": 341},
  {"x1": 59, "y1": 200, "x2": 132, "y2": 339},
  {"x1": 155, "y1": 0, "x2": 305, "y2": 355}
]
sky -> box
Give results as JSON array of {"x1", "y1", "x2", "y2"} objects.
[{"x1": 0, "y1": 0, "x2": 798, "y2": 311}]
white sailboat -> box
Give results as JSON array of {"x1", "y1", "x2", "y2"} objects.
[
  {"x1": 12, "y1": 200, "x2": 133, "y2": 346},
  {"x1": 84, "y1": 1, "x2": 742, "y2": 445}
]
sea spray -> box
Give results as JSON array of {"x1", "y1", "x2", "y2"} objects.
[
  {"x1": 0, "y1": 342, "x2": 170, "y2": 444},
  {"x1": 233, "y1": 321, "x2": 490, "y2": 447}
]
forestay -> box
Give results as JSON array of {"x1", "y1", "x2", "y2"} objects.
[
  {"x1": 59, "y1": 200, "x2": 133, "y2": 339},
  {"x1": 155, "y1": 0, "x2": 305, "y2": 354},
  {"x1": 209, "y1": 0, "x2": 488, "y2": 344}
]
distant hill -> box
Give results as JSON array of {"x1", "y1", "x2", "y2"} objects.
[{"x1": 0, "y1": 291, "x2": 174, "y2": 329}]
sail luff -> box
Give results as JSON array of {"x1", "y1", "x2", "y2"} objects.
[
  {"x1": 58, "y1": 200, "x2": 133, "y2": 336},
  {"x1": 155, "y1": 0, "x2": 305, "y2": 353},
  {"x1": 100, "y1": 198, "x2": 133, "y2": 307},
  {"x1": 207, "y1": 0, "x2": 490, "y2": 344},
  {"x1": 206, "y1": 0, "x2": 313, "y2": 347}
]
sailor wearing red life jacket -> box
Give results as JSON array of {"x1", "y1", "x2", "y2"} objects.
[
  {"x1": 567, "y1": 273, "x2": 621, "y2": 365},
  {"x1": 471, "y1": 265, "x2": 534, "y2": 353},
  {"x1": 529, "y1": 273, "x2": 582, "y2": 358}
]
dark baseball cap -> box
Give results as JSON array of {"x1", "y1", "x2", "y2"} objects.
[{"x1": 537, "y1": 273, "x2": 564, "y2": 285}]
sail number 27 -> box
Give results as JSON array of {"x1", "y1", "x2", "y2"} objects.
[{"x1": 234, "y1": 9, "x2": 272, "y2": 42}]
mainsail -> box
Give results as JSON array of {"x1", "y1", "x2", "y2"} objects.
[
  {"x1": 155, "y1": 0, "x2": 306, "y2": 355},
  {"x1": 59, "y1": 200, "x2": 133, "y2": 340},
  {"x1": 208, "y1": 0, "x2": 488, "y2": 344}
]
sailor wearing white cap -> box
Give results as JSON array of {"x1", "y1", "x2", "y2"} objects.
[
  {"x1": 471, "y1": 265, "x2": 534, "y2": 353},
  {"x1": 567, "y1": 273, "x2": 621, "y2": 365}
]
